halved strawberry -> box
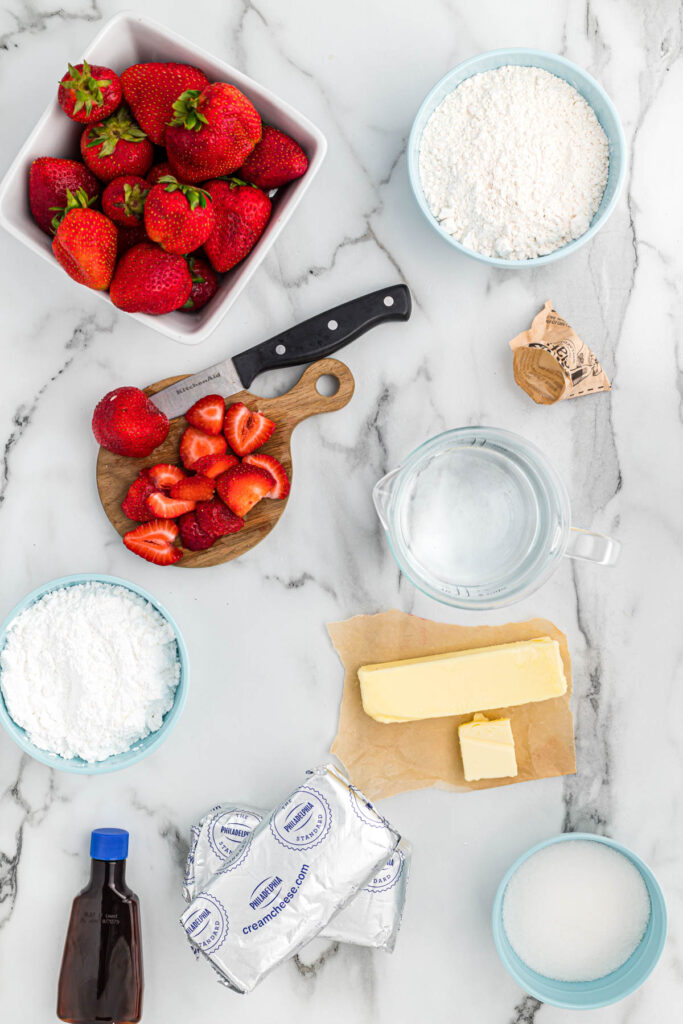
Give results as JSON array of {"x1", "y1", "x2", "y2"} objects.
[
  {"x1": 178, "y1": 510, "x2": 215, "y2": 551},
  {"x1": 123, "y1": 519, "x2": 182, "y2": 565},
  {"x1": 196, "y1": 497, "x2": 244, "y2": 538},
  {"x1": 223, "y1": 402, "x2": 275, "y2": 456},
  {"x1": 147, "y1": 463, "x2": 186, "y2": 489},
  {"x1": 242, "y1": 453, "x2": 290, "y2": 499},
  {"x1": 169, "y1": 474, "x2": 215, "y2": 501},
  {"x1": 185, "y1": 394, "x2": 225, "y2": 435},
  {"x1": 121, "y1": 472, "x2": 157, "y2": 521},
  {"x1": 179, "y1": 426, "x2": 227, "y2": 469},
  {"x1": 216, "y1": 463, "x2": 273, "y2": 517},
  {"x1": 191, "y1": 452, "x2": 239, "y2": 479},
  {"x1": 146, "y1": 491, "x2": 196, "y2": 518}
]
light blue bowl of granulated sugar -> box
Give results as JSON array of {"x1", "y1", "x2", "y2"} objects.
[{"x1": 492, "y1": 833, "x2": 667, "y2": 1009}]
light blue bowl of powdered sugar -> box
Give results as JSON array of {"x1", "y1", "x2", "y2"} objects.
[
  {"x1": 408, "y1": 49, "x2": 626, "y2": 267},
  {"x1": 0, "y1": 573, "x2": 188, "y2": 774}
]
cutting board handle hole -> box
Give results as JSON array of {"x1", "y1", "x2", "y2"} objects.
[{"x1": 316, "y1": 373, "x2": 340, "y2": 397}]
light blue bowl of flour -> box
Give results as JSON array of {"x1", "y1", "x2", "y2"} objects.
[
  {"x1": 407, "y1": 49, "x2": 627, "y2": 267},
  {"x1": 0, "y1": 573, "x2": 189, "y2": 774}
]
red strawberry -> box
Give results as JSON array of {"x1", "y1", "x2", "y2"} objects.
[
  {"x1": 121, "y1": 62, "x2": 209, "y2": 146},
  {"x1": 110, "y1": 243, "x2": 192, "y2": 314},
  {"x1": 195, "y1": 497, "x2": 244, "y2": 538},
  {"x1": 165, "y1": 83, "x2": 261, "y2": 183},
  {"x1": 93, "y1": 387, "x2": 169, "y2": 457},
  {"x1": 146, "y1": 161, "x2": 174, "y2": 185},
  {"x1": 179, "y1": 426, "x2": 227, "y2": 469},
  {"x1": 190, "y1": 452, "x2": 238, "y2": 478},
  {"x1": 243, "y1": 453, "x2": 290, "y2": 499},
  {"x1": 123, "y1": 519, "x2": 182, "y2": 565},
  {"x1": 216, "y1": 463, "x2": 273, "y2": 517},
  {"x1": 238, "y1": 126, "x2": 308, "y2": 189},
  {"x1": 144, "y1": 176, "x2": 214, "y2": 255},
  {"x1": 52, "y1": 191, "x2": 117, "y2": 290},
  {"x1": 223, "y1": 401, "x2": 275, "y2": 456},
  {"x1": 182, "y1": 255, "x2": 218, "y2": 312},
  {"x1": 116, "y1": 222, "x2": 149, "y2": 256},
  {"x1": 203, "y1": 178, "x2": 271, "y2": 273},
  {"x1": 178, "y1": 510, "x2": 216, "y2": 551},
  {"x1": 58, "y1": 60, "x2": 122, "y2": 124},
  {"x1": 121, "y1": 472, "x2": 157, "y2": 522},
  {"x1": 146, "y1": 491, "x2": 196, "y2": 518},
  {"x1": 80, "y1": 106, "x2": 153, "y2": 182},
  {"x1": 29, "y1": 158, "x2": 100, "y2": 235},
  {"x1": 147, "y1": 463, "x2": 186, "y2": 489},
  {"x1": 102, "y1": 174, "x2": 150, "y2": 226},
  {"x1": 185, "y1": 394, "x2": 225, "y2": 435},
  {"x1": 169, "y1": 474, "x2": 215, "y2": 501}
]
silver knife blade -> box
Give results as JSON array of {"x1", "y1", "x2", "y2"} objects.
[{"x1": 150, "y1": 357, "x2": 244, "y2": 420}]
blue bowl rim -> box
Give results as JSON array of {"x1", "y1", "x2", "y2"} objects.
[
  {"x1": 0, "y1": 572, "x2": 189, "y2": 774},
  {"x1": 491, "y1": 832, "x2": 668, "y2": 1009},
  {"x1": 407, "y1": 47, "x2": 628, "y2": 268}
]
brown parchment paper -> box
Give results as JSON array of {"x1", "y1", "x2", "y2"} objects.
[
  {"x1": 328, "y1": 610, "x2": 575, "y2": 801},
  {"x1": 509, "y1": 300, "x2": 611, "y2": 405}
]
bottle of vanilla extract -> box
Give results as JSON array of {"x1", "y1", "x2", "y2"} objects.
[{"x1": 57, "y1": 828, "x2": 143, "y2": 1023}]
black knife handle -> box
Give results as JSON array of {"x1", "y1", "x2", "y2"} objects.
[{"x1": 232, "y1": 284, "x2": 411, "y2": 388}]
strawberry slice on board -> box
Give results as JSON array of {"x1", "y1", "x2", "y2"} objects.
[
  {"x1": 147, "y1": 463, "x2": 186, "y2": 490},
  {"x1": 121, "y1": 472, "x2": 157, "y2": 522},
  {"x1": 179, "y1": 426, "x2": 227, "y2": 469},
  {"x1": 195, "y1": 497, "x2": 244, "y2": 539},
  {"x1": 190, "y1": 452, "x2": 238, "y2": 479},
  {"x1": 146, "y1": 491, "x2": 196, "y2": 518},
  {"x1": 216, "y1": 463, "x2": 273, "y2": 518},
  {"x1": 178, "y1": 511, "x2": 215, "y2": 551},
  {"x1": 185, "y1": 394, "x2": 225, "y2": 435},
  {"x1": 223, "y1": 402, "x2": 275, "y2": 456},
  {"x1": 242, "y1": 453, "x2": 290, "y2": 499},
  {"x1": 123, "y1": 519, "x2": 182, "y2": 565},
  {"x1": 169, "y1": 475, "x2": 215, "y2": 501}
]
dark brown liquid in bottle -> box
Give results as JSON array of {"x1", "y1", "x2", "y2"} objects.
[{"x1": 57, "y1": 857, "x2": 143, "y2": 1023}]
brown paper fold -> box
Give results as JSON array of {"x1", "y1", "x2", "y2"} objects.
[
  {"x1": 328, "y1": 610, "x2": 575, "y2": 801},
  {"x1": 509, "y1": 301, "x2": 611, "y2": 405}
]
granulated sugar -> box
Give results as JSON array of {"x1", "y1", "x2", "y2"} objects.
[{"x1": 502, "y1": 840, "x2": 651, "y2": 982}]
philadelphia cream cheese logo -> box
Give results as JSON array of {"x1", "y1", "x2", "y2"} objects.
[
  {"x1": 270, "y1": 786, "x2": 332, "y2": 851},
  {"x1": 349, "y1": 785, "x2": 385, "y2": 828},
  {"x1": 183, "y1": 892, "x2": 229, "y2": 954},
  {"x1": 364, "y1": 849, "x2": 404, "y2": 893},
  {"x1": 207, "y1": 808, "x2": 262, "y2": 864}
]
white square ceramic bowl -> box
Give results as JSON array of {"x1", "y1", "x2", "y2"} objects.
[{"x1": 0, "y1": 11, "x2": 326, "y2": 345}]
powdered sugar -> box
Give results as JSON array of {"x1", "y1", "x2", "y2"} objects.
[
  {"x1": 419, "y1": 65, "x2": 609, "y2": 260},
  {"x1": 0, "y1": 582, "x2": 180, "y2": 762}
]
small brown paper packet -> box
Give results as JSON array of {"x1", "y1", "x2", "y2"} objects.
[
  {"x1": 509, "y1": 300, "x2": 611, "y2": 405},
  {"x1": 328, "y1": 610, "x2": 575, "y2": 801}
]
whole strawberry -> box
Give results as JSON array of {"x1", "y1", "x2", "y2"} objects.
[
  {"x1": 81, "y1": 105, "x2": 153, "y2": 182},
  {"x1": 116, "y1": 222, "x2": 149, "y2": 257},
  {"x1": 238, "y1": 125, "x2": 308, "y2": 189},
  {"x1": 52, "y1": 189, "x2": 117, "y2": 290},
  {"x1": 102, "y1": 175, "x2": 150, "y2": 227},
  {"x1": 110, "y1": 242, "x2": 192, "y2": 315},
  {"x1": 165, "y1": 83, "x2": 261, "y2": 183},
  {"x1": 182, "y1": 255, "x2": 218, "y2": 311},
  {"x1": 29, "y1": 157, "x2": 100, "y2": 234},
  {"x1": 92, "y1": 386, "x2": 169, "y2": 457},
  {"x1": 144, "y1": 176, "x2": 214, "y2": 255},
  {"x1": 58, "y1": 60, "x2": 122, "y2": 123},
  {"x1": 121, "y1": 62, "x2": 209, "y2": 146},
  {"x1": 146, "y1": 160, "x2": 174, "y2": 185},
  {"x1": 203, "y1": 178, "x2": 271, "y2": 272}
]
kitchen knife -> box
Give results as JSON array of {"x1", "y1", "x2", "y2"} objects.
[{"x1": 150, "y1": 284, "x2": 411, "y2": 419}]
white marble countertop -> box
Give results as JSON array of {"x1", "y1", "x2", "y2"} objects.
[{"x1": 0, "y1": 0, "x2": 681, "y2": 1020}]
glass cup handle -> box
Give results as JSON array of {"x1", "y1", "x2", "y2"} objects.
[
  {"x1": 565, "y1": 527, "x2": 621, "y2": 566},
  {"x1": 372, "y1": 468, "x2": 401, "y2": 530}
]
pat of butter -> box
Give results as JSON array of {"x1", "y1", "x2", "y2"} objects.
[
  {"x1": 358, "y1": 637, "x2": 566, "y2": 723},
  {"x1": 459, "y1": 713, "x2": 517, "y2": 782}
]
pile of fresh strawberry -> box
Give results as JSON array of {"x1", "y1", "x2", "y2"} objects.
[
  {"x1": 29, "y1": 60, "x2": 308, "y2": 314},
  {"x1": 92, "y1": 386, "x2": 290, "y2": 565}
]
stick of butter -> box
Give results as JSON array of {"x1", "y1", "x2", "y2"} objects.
[
  {"x1": 358, "y1": 637, "x2": 566, "y2": 723},
  {"x1": 458, "y1": 713, "x2": 517, "y2": 781}
]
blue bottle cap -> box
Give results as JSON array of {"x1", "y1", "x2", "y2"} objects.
[{"x1": 90, "y1": 828, "x2": 129, "y2": 861}]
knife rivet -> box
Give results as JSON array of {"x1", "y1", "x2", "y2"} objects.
[
  {"x1": 327, "y1": 320, "x2": 338, "y2": 331},
  {"x1": 275, "y1": 344, "x2": 286, "y2": 355},
  {"x1": 383, "y1": 295, "x2": 394, "y2": 306}
]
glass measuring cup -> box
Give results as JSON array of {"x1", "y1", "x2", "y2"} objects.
[{"x1": 373, "y1": 427, "x2": 620, "y2": 610}]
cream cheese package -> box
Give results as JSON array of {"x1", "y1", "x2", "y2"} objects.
[
  {"x1": 183, "y1": 804, "x2": 264, "y2": 904},
  {"x1": 180, "y1": 765, "x2": 400, "y2": 991}
]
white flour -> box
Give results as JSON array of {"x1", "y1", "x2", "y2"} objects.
[
  {"x1": 419, "y1": 65, "x2": 609, "y2": 259},
  {"x1": 0, "y1": 582, "x2": 180, "y2": 762}
]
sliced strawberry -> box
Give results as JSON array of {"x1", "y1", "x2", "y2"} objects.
[
  {"x1": 195, "y1": 497, "x2": 244, "y2": 539},
  {"x1": 123, "y1": 519, "x2": 182, "y2": 565},
  {"x1": 191, "y1": 452, "x2": 239, "y2": 479},
  {"x1": 242, "y1": 453, "x2": 290, "y2": 499},
  {"x1": 169, "y1": 474, "x2": 215, "y2": 501},
  {"x1": 121, "y1": 472, "x2": 157, "y2": 521},
  {"x1": 146, "y1": 491, "x2": 196, "y2": 518},
  {"x1": 223, "y1": 402, "x2": 275, "y2": 456},
  {"x1": 216, "y1": 464, "x2": 273, "y2": 517},
  {"x1": 179, "y1": 426, "x2": 227, "y2": 469},
  {"x1": 147, "y1": 463, "x2": 186, "y2": 490},
  {"x1": 178, "y1": 511, "x2": 216, "y2": 551},
  {"x1": 185, "y1": 394, "x2": 225, "y2": 436}
]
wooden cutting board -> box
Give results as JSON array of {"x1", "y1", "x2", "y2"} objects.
[{"x1": 96, "y1": 358, "x2": 355, "y2": 568}]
